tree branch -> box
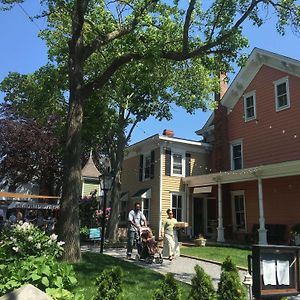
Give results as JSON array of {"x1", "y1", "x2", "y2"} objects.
[
  {"x1": 81, "y1": 53, "x2": 143, "y2": 98},
  {"x1": 83, "y1": 0, "x2": 157, "y2": 61},
  {"x1": 183, "y1": 0, "x2": 196, "y2": 53}
]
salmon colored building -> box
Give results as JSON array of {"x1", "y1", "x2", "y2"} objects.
[{"x1": 184, "y1": 48, "x2": 300, "y2": 245}]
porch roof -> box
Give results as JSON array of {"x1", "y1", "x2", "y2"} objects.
[{"x1": 183, "y1": 159, "x2": 300, "y2": 187}]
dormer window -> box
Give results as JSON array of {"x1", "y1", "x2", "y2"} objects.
[
  {"x1": 230, "y1": 140, "x2": 243, "y2": 170},
  {"x1": 243, "y1": 91, "x2": 256, "y2": 122},
  {"x1": 274, "y1": 77, "x2": 290, "y2": 111}
]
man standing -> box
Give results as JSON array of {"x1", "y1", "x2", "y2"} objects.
[{"x1": 126, "y1": 202, "x2": 147, "y2": 259}]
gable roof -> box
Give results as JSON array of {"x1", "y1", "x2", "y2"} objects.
[
  {"x1": 196, "y1": 48, "x2": 300, "y2": 135},
  {"x1": 81, "y1": 153, "x2": 101, "y2": 179}
]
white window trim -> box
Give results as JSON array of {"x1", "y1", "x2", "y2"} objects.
[
  {"x1": 274, "y1": 76, "x2": 290, "y2": 112},
  {"x1": 230, "y1": 190, "x2": 247, "y2": 232},
  {"x1": 170, "y1": 192, "x2": 185, "y2": 221},
  {"x1": 143, "y1": 152, "x2": 151, "y2": 181},
  {"x1": 171, "y1": 150, "x2": 186, "y2": 177},
  {"x1": 243, "y1": 91, "x2": 256, "y2": 122},
  {"x1": 142, "y1": 198, "x2": 150, "y2": 223},
  {"x1": 230, "y1": 140, "x2": 243, "y2": 170}
]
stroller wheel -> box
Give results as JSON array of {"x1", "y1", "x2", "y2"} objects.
[
  {"x1": 155, "y1": 256, "x2": 163, "y2": 264},
  {"x1": 145, "y1": 256, "x2": 153, "y2": 264}
]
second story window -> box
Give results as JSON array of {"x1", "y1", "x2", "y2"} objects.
[
  {"x1": 139, "y1": 151, "x2": 155, "y2": 181},
  {"x1": 230, "y1": 141, "x2": 243, "y2": 170},
  {"x1": 172, "y1": 153, "x2": 183, "y2": 175},
  {"x1": 171, "y1": 193, "x2": 183, "y2": 221},
  {"x1": 244, "y1": 91, "x2": 256, "y2": 121},
  {"x1": 144, "y1": 154, "x2": 151, "y2": 180},
  {"x1": 274, "y1": 77, "x2": 290, "y2": 111}
]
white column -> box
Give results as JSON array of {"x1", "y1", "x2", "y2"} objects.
[
  {"x1": 258, "y1": 178, "x2": 267, "y2": 244},
  {"x1": 217, "y1": 182, "x2": 225, "y2": 242}
]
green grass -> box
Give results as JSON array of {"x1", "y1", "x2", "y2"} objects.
[
  {"x1": 181, "y1": 246, "x2": 251, "y2": 269},
  {"x1": 72, "y1": 252, "x2": 191, "y2": 299}
]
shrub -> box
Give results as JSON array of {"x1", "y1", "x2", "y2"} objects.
[
  {"x1": 217, "y1": 257, "x2": 247, "y2": 300},
  {"x1": 0, "y1": 255, "x2": 78, "y2": 297},
  {"x1": 189, "y1": 265, "x2": 217, "y2": 300},
  {"x1": 0, "y1": 222, "x2": 64, "y2": 263},
  {"x1": 94, "y1": 266, "x2": 123, "y2": 300},
  {"x1": 152, "y1": 273, "x2": 180, "y2": 300}
]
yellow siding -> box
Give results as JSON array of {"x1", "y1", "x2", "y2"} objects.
[
  {"x1": 121, "y1": 148, "x2": 161, "y2": 235},
  {"x1": 82, "y1": 181, "x2": 100, "y2": 197}
]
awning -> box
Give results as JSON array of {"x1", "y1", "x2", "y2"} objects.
[
  {"x1": 183, "y1": 159, "x2": 300, "y2": 187},
  {"x1": 132, "y1": 188, "x2": 151, "y2": 199},
  {"x1": 0, "y1": 191, "x2": 60, "y2": 199},
  {"x1": 8, "y1": 202, "x2": 60, "y2": 210}
]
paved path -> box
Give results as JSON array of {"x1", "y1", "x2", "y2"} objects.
[{"x1": 81, "y1": 245, "x2": 300, "y2": 299}]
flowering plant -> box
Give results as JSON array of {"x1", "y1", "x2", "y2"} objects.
[
  {"x1": 0, "y1": 221, "x2": 64, "y2": 263},
  {"x1": 94, "y1": 208, "x2": 111, "y2": 226}
]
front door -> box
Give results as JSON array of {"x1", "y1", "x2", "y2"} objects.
[{"x1": 193, "y1": 197, "x2": 205, "y2": 237}]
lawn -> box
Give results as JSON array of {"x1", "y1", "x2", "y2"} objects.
[
  {"x1": 72, "y1": 252, "x2": 191, "y2": 299},
  {"x1": 180, "y1": 246, "x2": 251, "y2": 269}
]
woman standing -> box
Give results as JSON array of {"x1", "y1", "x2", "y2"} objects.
[{"x1": 161, "y1": 209, "x2": 180, "y2": 261}]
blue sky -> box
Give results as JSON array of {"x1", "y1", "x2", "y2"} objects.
[{"x1": 1, "y1": 2, "x2": 300, "y2": 145}]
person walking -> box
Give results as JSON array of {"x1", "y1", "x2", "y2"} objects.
[
  {"x1": 162, "y1": 209, "x2": 180, "y2": 261},
  {"x1": 126, "y1": 202, "x2": 147, "y2": 259}
]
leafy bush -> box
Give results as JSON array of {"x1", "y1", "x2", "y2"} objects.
[
  {"x1": 0, "y1": 222, "x2": 64, "y2": 263},
  {"x1": 0, "y1": 255, "x2": 77, "y2": 297},
  {"x1": 152, "y1": 273, "x2": 180, "y2": 300},
  {"x1": 189, "y1": 265, "x2": 217, "y2": 300},
  {"x1": 94, "y1": 266, "x2": 123, "y2": 300},
  {"x1": 217, "y1": 257, "x2": 247, "y2": 300}
]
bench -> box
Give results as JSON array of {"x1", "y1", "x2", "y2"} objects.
[
  {"x1": 245, "y1": 224, "x2": 287, "y2": 244},
  {"x1": 89, "y1": 228, "x2": 101, "y2": 246}
]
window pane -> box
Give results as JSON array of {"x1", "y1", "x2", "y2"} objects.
[
  {"x1": 246, "y1": 96, "x2": 253, "y2": 107},
  {"x1": 172, "y1": 195, "x2": 177, "y2": 207},
  {"x1": 144, "y1": 155, "x2": 151, "y2": 179},
  {"x1": 277, "y1": 83, "x2": 288, "y2": 108},
  {"x1": 277, "y1": 83, "x2": 286, "y2": 96},
  {"x1": 177, "y1": 209, "x2": 182, "y2": 221},
  {"x1": 246, "y1": 107, "x2": 254, "y2": 118},
  {"x1": 173, "y1": 153, "x2": 182, "y2": 175}
]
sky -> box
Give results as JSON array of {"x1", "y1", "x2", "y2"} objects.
[{"x1": 1, "y1": 2, "x2": 300, "y2": 145}]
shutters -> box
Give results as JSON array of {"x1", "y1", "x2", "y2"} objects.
[
  {"x1": 139, "y1": 154, "x2": 144, "y2": 181},
  {"x1": 165, "y1": 148, "x2": 171, "y2": 176},
  {"x1": 185, "y1": 152, "x2": 191, "y2": 176},
  {"x1": 150, "y1": 150, "x2": 155, "y2": 179}
]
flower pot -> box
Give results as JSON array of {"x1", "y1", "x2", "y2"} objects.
[{"x1": 195, "y1": 238, "x2": 206, "y2": 247}]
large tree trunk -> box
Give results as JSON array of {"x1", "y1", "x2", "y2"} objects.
[{"x1": 58, "y1": 3, "x2": 86, "y2": 261}]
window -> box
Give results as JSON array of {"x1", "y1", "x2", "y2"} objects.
[
  {"x1": 274, "y1": 77, "x2": 290, "y2": 111},
  {"x1": 230, "y1": 141, "x2": 243, "y2": 170},
  {"x1": 231, "y1": 191, "x2": 246, "y2": 232},
  {"x1": 171, "y1": 193, "x2": 183, "y2": 221},
  {"x1": 244, "y1": 91, "x2": 256, "y2": 121},
  {"x1": 144, "y1": 154, "x2": 151, "y2": 180},
  {"x1": 142, "y1": 198, "x2": 150, "y2": 222},
  {"x1": 172, "y1": 153, "x2": 183, "y2": 175},
  {"x1": 139, "y1": 151, "x2": 155, "y2": 181}
]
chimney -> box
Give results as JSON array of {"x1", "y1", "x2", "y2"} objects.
[
  {"x1": 215, "y1": 73, "x2": 228, "y2": 102},
  {"x1": 163, "y1": 129, "x2": 174, "y2": 137}
]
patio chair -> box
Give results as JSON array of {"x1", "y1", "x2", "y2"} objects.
[{"x1": 89, "y1": 228, "x2": 101, "y2": 248}]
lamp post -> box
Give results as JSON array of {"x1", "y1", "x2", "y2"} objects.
[{"x1": 99, "y1": 157, "x2": 113, "y2": 254}]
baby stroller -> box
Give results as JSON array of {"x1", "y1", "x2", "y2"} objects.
[{"x1": 135, "y1": 227, "x2": 163, "y2": 264}]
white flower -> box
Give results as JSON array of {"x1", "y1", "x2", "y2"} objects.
[
  {"x1": 57, "y1": 241, "x2": 65, "y2": 246},
  {"x1": 36, "y1": 243, "x2": 41, "y2": 249},
  {"x1": 12, "y1": 246, "x2": 19, "y2": 252},
  {"x1": 10, "y1": 237, "x2": 17, "y2": 243},
  {"x1": 50, "y1": 234, "x2": 58, "y2": 241},
  {"x1": 21, "y1": 222, "x2": 30, "y2": 231},
  {"x1": 48, "y1": 240, "x2": 52, "y2": 245},
  {"x1": 27, "y1": 236, "x2": 33, "y2": 242}
]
